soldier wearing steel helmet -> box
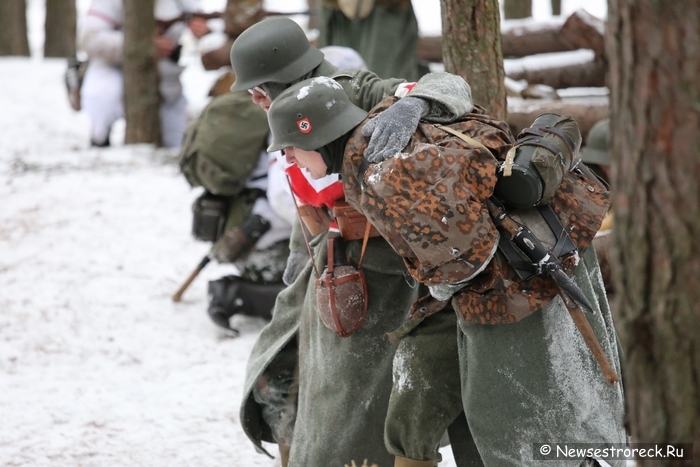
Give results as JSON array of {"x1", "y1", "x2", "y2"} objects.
[
  {"x1": 234, "y1": 17, "x2": 478, "y2": 467},
  {"x1": 267, "y1": 77, "x2": 628, "y2": 467}
]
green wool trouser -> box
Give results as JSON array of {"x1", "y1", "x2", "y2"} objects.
[
  {"x1": 386, "y1": 248, "x2": 627, "y2": 467},
  {"x1": 385, "y1": 309, "x2": 477, "y2": 464}
]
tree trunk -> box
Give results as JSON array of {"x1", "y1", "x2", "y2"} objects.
[
  {"x1": 0, "y1": 0, "x2": 30, "y2": 56},
  {"x1": 44, "y1": 0, "x2": 77, "y2": 58},
  {"x1": 503, "y1": 0, "x2": 531, "y2": 19},
  {"x1": 440, "y1": 0, "x2": 507, "y2": 120},
  {"x1": 550, "y1": 0, "x2": 561, "y2": 16},
  {"x1": 307, "y1": 0, "x2": 321, "y2": 30},
  {"x1": 607, "y1": 0, "x2": 700, "y2": 463},
  {"x1": 123, "y1": 0, "x2": 162, "y2": 146}
]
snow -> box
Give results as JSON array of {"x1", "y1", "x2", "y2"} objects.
[
  {"x1": 0, "y1": 57, "x2": 275, "y2": 466},
  {"x1": 504, "y1": 49, "x2": 596, "y2": 75},
  {"x1": 2, "y1": 0, "x2": 610, "y2": 466}
]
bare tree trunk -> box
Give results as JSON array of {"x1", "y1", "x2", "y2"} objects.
[
  {"x1": 0, "y1": 0, "x2": 30, "y2": 56},
  {"x1": 44, "y1": 0, "x2": 76, "y2": 58},
  {"x1": 503, "y1": 0, "x2": 531, "y2": 19},
  {"x1": 123, "y1": 0, "x2": 162, "y2": 146},
  {"x1": 441, "y1": 0, "x2": 507, "y2": 120},
  {"x1": 307, "y1": 0, "x2": 321, "y2": 31},
  {"x1": 608, "y1": 0, "x2": 700, "y2": 463},
  {"x1": 501, "y1": 16, "x2": 571, "y2": 57},
  {"x1": 550, "y1": 0, "x2": 561, "y2": 16}
]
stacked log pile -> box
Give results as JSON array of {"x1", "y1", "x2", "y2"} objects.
[{"x1": 419, "y1": 9, "x2": 608, "y2": 139}]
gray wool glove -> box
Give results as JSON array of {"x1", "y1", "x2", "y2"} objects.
[
  {"x1": 282, "y1": 250, "x2": 310, "y2": 286},
  {"x1": 361, "y1": 96, "x2": 431, "y2": 163},
  {"x1": 428, "y1": 282, "x2": 468, "y2": 301}
]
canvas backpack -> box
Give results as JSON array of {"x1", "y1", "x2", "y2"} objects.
[
  {"x1": 178, "y1": 91, "x2": 269, "y2": 197},
  {"x1": 178, "y1": 91, "x2": 270, "y2": 235}
]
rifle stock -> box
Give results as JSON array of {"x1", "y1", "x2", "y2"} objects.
[{"x1": 172, "y1": 255, "x2": 211, "y2": 302}]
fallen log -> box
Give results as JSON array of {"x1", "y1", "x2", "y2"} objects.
[
  {"x1": 201, "y1": 39, "x2": 235, "y2": 71},
  {"x1": 419, "y1": 14, "x2": 593, "y2": 63},
  {"x1": 507, "y1": 94, "x2": 609, "y2": 141},
  {"x1": 500, "y1": 17, "x2": 574, "y2": 58},
  {"x1": 417, "y1": 35, "x2": 443, "y2": 64},
  {"x1": 504, "y1": 49, "x2": 607, "y2": 89},
  {"x1": 559, "y1": 9, "x2": 606, "y2": 58}
]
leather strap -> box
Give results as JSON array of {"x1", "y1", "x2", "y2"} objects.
[
  {"x1": 434, "y1": 124, "x2": 489, "y2": 150},
  {"x1": 286, "y1": 175, "x2": 321, "y2": 278},
  {"x1": 358, "y1": 220, "x2": 372, "y2": 269}
]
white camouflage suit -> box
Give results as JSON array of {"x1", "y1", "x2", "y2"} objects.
[{"x1": 79, "y1": 0, "x2": 200, "y2": 147}]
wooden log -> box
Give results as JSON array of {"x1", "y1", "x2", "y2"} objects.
[
  {"x1": 201, "y1": 39, "x2": 235, "y2": 71},
  {"x1": 507, "y1": 94, "x2": 609, "y2": 141},
  {"x1": 504, "y1": 49, "x2": 607, "y2": 88},
  {"x1": 419, "y1": 14, "x2": 584, "y2": 63},
  {"x1": 501, "y1": 17, "x2": 574, "y2": 58},
  {"x1": 559, "y1": 9, "x2": 606, "y2": 58},
  {"x1": 418, "y1": 35, "x2": 443, "y2": 63}
]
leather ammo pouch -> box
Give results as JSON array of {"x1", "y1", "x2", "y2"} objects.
[
  {"x1": 315, "y1": 236, "x2": 369, "y2": 338},
  {"x1": 192, "y1": 191, "x2": 229, "y2": 242},
  {"x1": 333, "y1": 200, "x2": 381, "y2": 240},
  {"x1": 297, "y1": 204, "x2": 332, "y2": 236}
]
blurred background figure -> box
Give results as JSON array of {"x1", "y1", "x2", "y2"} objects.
[
  {"x1": 177, "y1": 69, "x2": 293, "y2": 335},
  {"x1": 316, "y1": 0, "x2": 428, "y2": 81},
  {"x1": 79, "y1": 0, "x2": 211, "y2": 147}
]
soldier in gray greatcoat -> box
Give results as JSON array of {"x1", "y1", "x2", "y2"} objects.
[
  {"x1": 266, "y1": 77, "x2": 627, "y2": 467},
  {"x1": 230, "y1": 17, "x2": 477, "y2": 467}
]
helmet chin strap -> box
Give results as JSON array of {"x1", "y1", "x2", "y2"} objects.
[
  {"x1": 264, "y1": 69, "x2": 316, "y2": 101},
  {"x1": 261, "y1": 82, "x2": 288, "y2": 101}
]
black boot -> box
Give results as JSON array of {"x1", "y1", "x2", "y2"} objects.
[
  {"x1": 90, "y1": 135, "x2": 110, "y2": 147},
  {"x1": 206, "y1": 275, "x2": 285, "y2": 333}
]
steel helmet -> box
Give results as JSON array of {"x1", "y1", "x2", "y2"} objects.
[
  {"x1": 267, "y1": 77, "x2": 368, "y2": 152},
  {"x1": 229, "y1": 17, "x2": 325, "y2": 92},
  {"x1": 580, "y1": 118, "x2": 610, "y2": 166}
]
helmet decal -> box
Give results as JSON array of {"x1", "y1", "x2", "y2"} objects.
[{"x1": 297, "y1": 117, "x2": 312, "y2": 134}]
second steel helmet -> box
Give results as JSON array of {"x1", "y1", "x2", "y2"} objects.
[
  {"x1": 229, "y1": 17, "x2": 325, "y2": 92},
  {"x1": 267, "y1": 77, "x2": 368, "y2": 152},
  {"x1": 580, "y1": 119, "x2": 610, "y2": 166}
]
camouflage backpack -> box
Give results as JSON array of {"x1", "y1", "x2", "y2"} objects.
[{"x1": 343, "y1": 98, "x2": 610, "y2": 325}]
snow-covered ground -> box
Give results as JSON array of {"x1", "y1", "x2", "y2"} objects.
[
  {"x1": 0, "y1": 56, "x2": 280, "y2": 466},
  {"x1": 1, "y1": 1, "x2": 610, "y2": 466}
]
